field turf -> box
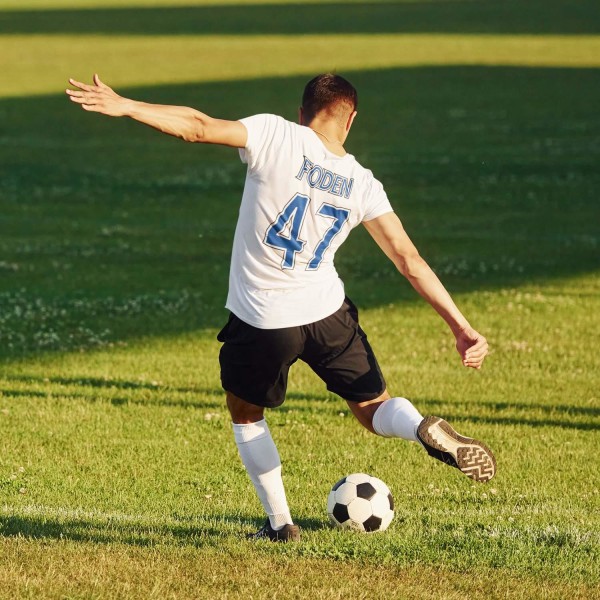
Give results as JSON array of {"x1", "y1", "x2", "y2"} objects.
[{"x1": 1, "y1": 1, "x2": 599, "y2": 598}]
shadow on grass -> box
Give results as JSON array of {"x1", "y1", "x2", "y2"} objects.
[
  {"x1": 0, "y1": 512, "x2": 327, "y2": 546},
  {"x1": 0, "y1": 376, "x2": 329, "y2": 407},
  {"x1": 415, "y1": 396, "x2": 600, "y2": 418},
  {"x1": 415, "y1": 397, "x2": 600, "y2": 431},
  {"x1": 0, "y1": 514, "x2": 218, "y2": 546},
  {"x1": 2, "y1": 376, "x2": 598, "y2": 430},
  {"x1": 0, "y1": 387, "x2": 223, "y2": 410},
  {"x1": 457, "y1": 414, "x2": 599, "y2": 432},
  {"x1": 1, "y1": 65, "x2": 599, "y2": 360},
  {"x1": 1, "y1": 0, "x2": 598, "y2": 36}
]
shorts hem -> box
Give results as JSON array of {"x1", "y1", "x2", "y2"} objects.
[
  {"x1": 221, "y1": 385, "x2": 284, "y2": 409},
  {"x1": 333, "y1": 385, "x2": 387, "y2": 403}
]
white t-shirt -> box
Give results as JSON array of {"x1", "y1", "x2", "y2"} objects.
[{"x1": 226, "y1": 114, "x2": 393, "y2": 329}]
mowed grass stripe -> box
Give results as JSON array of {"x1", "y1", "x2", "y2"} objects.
[
  {"x1": 1, "y1": 34, "x2": 599, "y2": 98},
  {"x1": 1, "y1": 539, "x2": 597, "y2": 600},
  {"x1": 0, "y1": 0, "x2": 382, "y2": 11}
]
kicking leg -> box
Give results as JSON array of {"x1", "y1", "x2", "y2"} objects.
[
  {"x1": 347, "y1": 391, "x2": 423, "y2": 440},
  {"x1": 226, "y1": 391, "x2": 299, "y2": 541},
  {"x1": 302, "y1": 298, "x2": 496, "y2": 482},
  {"x1": 348, "y1": 391, "x2": 496, "y2": 483}
]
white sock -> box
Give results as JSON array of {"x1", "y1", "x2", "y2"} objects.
[
  {"x1": 232, "y1": 419, "x2": 293, "y2": 530},
  {"x1": 372, "y1": 397, "x2": 424, "y2": 442}
]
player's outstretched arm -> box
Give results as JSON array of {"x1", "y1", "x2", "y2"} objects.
[
  {"x1": 66, "y1": 74, "x2": 247, "y2": 147},
  {"x1": 363, "y1": 212, "x2": 488, "y2": 369}
]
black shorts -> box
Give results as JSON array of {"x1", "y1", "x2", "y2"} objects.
[{"x1": 217, "y1": 297, "x2": 386, "y2": 408}]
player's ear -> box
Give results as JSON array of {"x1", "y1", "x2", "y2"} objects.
[
  {"x1": 346, "y1": 110, "x2": 357, "y2": 132},
  {"x1": 298, "y1": 106, "x2": 304, "y2": 125}
]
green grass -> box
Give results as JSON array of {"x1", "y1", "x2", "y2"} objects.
[{"x1": 1, "y1": 1, "x2": 599, "y2": 598}]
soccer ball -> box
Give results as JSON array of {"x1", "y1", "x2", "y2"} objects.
[{"x1": 327, "y1": 473, "x2": 394, "y2": 532}]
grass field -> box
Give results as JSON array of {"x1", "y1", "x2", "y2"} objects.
[{"x1": 1, "y1": 1, "x2": 599, "y2": 598}]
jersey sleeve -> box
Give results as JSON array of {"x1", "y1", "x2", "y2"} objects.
[
  {"x1": 238, "y1": 114, "x2": 283, "y2": 173},
  {"x1": 362, "y1": 174, "x2": 394, "y2": 222}
]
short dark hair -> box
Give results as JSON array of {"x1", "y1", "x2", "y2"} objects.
[{"x1": 301, "y1": 73, "x2": 358, "y2": 123}]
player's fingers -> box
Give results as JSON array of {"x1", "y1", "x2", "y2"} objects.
[
  {"x1": 464, "y1": 345, "x2": 487, "y2": 359},
  {"x1": 463, "y1": 360, "x2": 483, "y2": 370},
  {"x1": 465, "y1": 352, "x2": 486, "y2": 366},
  {"x1": 66, "y1": 89, "x2": 85, "y2": 98},
  {"x1": 465, "y1": 353, "x2": 487, "y2": 368},
  {"x1": 69, "y1": 94, "x2": 101, "y2": 105},
  {"x1": 464, "y1": 355, "x2": 485, "y2": 365},
  {"x1": 71, "y1": 92, "x2": 102, "y2": 102},
  {"x1": 68, "y1": 78, "x2": 96, "y2": 92},
  {"x1": 465, "y1": 344, "x2": 488, "y2": 360},
  {"x1": 93, "y1": 73, "x2": 108, "y2": 89},
  {"x1": 81, "y1": 104, "x2": 100, "y2": 112},
  {"x1": 465, "y1": 340, "x2": 488, "y2": 359},
  {"x1": 467, "y1": 336, "x2": 488, "y2": 350}
]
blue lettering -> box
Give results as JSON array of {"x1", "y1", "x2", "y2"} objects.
[
  {"x1": 331, "y1": 175, "x2": 343, "y2": 197},
  {"x1": 295, "y1": 156, "x2": 354, "y2": 199},
  {"x1": 341, "y1": 177, "x2": 354, "y2": 199},
  {"x1": 308, "y1": 165, "x2": 323, "y2": 187},
  {"x1": 317, "y1": 169, "x2": 334, "y2": 192},
  {"x1": 296, "y1": 156, "x2": 314, "y2": 180}
]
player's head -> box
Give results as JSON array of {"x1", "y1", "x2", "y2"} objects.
[{"x1": 300, "y1": 73, "x2": 358, "y2": 129}]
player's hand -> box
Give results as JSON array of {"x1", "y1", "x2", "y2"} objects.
[
  {"x1": 454, "y1": 326, "x2": 488, "y2": 369},
  {"x1": 66, "y1": 74, "x2": 129, "y2": 117}
]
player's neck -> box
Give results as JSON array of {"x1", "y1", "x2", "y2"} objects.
[{"x1": 308, "y1": 121, "x2": 347, "y2": 157}]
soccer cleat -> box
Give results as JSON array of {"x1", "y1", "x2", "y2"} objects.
[
  {"x1": 417, "y1": 416, "x2": 496, "y2": 483},
  {"x1": 247, "y1": 519, "x2": 301, "y2": 542}
]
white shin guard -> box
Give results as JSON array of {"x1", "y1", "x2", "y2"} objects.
[{"x1": 371, "y1": 397, "x2": 424, "y2": 442}]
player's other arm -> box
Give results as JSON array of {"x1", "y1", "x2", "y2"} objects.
[
  {"x1": 66, "y1": 74, "x2": 247, "y2": 148},
  {"x1": 363, "y1": 212, "x2": 488, "y2": 369}
]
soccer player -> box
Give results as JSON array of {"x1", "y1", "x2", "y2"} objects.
[{"x1": 67, "y1": 73, "x2": 496, "y2": 542}]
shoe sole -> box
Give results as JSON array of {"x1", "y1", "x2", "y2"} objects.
[{"x1": 417, "y1": 416, "x2": 496, "y2": 483}]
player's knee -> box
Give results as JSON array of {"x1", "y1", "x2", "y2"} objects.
[{"x1": 226, "y1": 391, "x2": 265, "y2": 423}]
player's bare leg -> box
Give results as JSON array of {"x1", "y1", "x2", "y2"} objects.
[
  {"x1": 226, "y1": 392, "x2": 300, "y2": 542},
  {"x1": 348, "y1": 391, "x2": 496, "y2": 483},
  {"x1": 226, "y1": 392, "x2": 265, "y2": 424},
  {"x1": 346, "y1": 391, "x2": 390, "y2": 433}
]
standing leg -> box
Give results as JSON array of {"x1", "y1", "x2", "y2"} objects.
[
  {"x1": 348, "y1": 391, "x2": 496, "y2": 483},
  {"x1": 218, "y1": 312, "x2": 303, "y2": 541},
  {"x1": 226, "y1": 392, "x2": 299, "y2": 541}
]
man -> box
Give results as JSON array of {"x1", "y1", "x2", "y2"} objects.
[{"x1": 67, "y1": 73, "x2": 496, "y2": 543}]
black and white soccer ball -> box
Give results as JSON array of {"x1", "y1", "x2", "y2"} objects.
[{"x1": 327, "y1": 473, "x2": 394, "y2": 532}]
